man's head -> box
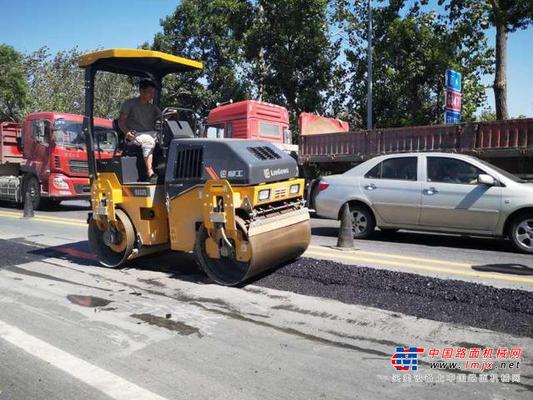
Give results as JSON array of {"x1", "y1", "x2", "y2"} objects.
[{"x1": 139, "y1": 80, "x2": 157, "y2": 103}]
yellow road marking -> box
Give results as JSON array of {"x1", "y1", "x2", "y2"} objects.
[
  {"x1": 1, "y1": 210, "x2": 530, "y2": 284},
  {"x1": 304, "y1": 249, "x2": 533, "y2": 284},
  {"x1": 308, "y1": 244, "x2": 471, "y2": 268},
  {"x1": 0, "y1": 211, "x2": 86, "y2": 227},
  {"x1": 0, "y1": 210, "x2": 86, "y2": 223}
]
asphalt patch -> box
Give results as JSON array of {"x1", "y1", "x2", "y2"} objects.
[
  {"x1": 0, "y1": 239, "x2": 43, "y2": 268},
  {"x1": 253, "y1": 257, "x2": 533, "y2": 338}
]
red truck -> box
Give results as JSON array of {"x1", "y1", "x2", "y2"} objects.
[
  {"x1": 0, "y1": 112, "x2": 114, "y2": 209},
  {"x1": 299, "y1": 118, "x2": 533, "y2": 180},
  {"x1": 206, "y1": 100, "x2": 533, "y2": 194},
  {"x1": 205, "y1": 100, "x2": 294, "y2": 150}
]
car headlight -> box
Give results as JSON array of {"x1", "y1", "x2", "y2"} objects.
[
  {"x1": 258, "y1": 189, "x2": 270, "y2": 201},
  {"x1": 53, "y1": 176, "x2": 69, "y2": 190},
  {"x1": 289, "y1": 184, "x2": 300, "y2": 194}
]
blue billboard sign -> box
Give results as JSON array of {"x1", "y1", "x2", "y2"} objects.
[
  {"x1": 445, "y1": 69, "x2": 461, "y2": 124},
  {"x1": 445, "y1": 110, "x2": 461, "y2": 124},
  {"x1": 445, "y1": 69, "x2": 461, "y2": 92}
]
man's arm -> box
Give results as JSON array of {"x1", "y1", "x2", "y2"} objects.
[{"x1": 118, "y1": 101, "x2": 135, "y2": 141}]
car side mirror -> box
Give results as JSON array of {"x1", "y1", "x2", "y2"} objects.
[{"x1": 478, "y1": 174, "x2": 495, "y2": 186}]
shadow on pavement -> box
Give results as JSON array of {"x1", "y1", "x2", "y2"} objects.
[
  {"x1": 311, "y1": 226, "x2": 519, "y2": 254},
  {"x1": 0, "y1": 237, "x2": 209, "y2": 284},
  {"x1": 472, "y1": 263, "x2": 533, "y2": 276}
]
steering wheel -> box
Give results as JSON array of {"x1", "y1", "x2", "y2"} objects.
[{"x1": 161, "y1": 107, "x2": 178, "y2": 119}]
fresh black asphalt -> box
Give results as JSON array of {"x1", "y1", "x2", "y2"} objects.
[{"x1": 2, "y1": 238, "x2": 532, "y2": 338}]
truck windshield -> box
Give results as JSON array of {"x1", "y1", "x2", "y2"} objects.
[{"x1": 53, "y1": 121, "x2": 116, "y2": 151}]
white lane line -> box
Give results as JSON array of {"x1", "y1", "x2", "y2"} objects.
[{"x1": 0, "y1": 320, "x2": 169, "y2": 400}]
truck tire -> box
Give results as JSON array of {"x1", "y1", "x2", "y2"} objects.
[
  {"x1": 41, "y1": 199, "x2": 62, "y2": 209},
  {"x1": 22, "y1": 176, "x2": 42, "y2": 210}
]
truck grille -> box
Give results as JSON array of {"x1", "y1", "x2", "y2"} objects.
[
  {"x1": 69, "y1": 160, "x2": 88, "y2": 174},
  {"x1": 247, "y1": 146, "x2": 281, "y2": 160},
  {"x1": 74, "y1": 184, "x2": 91, "y2": 194},
  {"x1": 175, "y1": 147, "x2": 203, "y2": 179}
]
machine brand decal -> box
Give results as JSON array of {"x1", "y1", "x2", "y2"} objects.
[
  {"x1": 220, "y1": 170, "x2": 244, "y2": 179},
  {"x1": 264, "y1": 168, "x2": 289, "y2": 179}
]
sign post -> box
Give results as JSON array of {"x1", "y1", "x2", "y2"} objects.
[{"x1": 444, "y1": 69, "x2": 461, "y2": 124}]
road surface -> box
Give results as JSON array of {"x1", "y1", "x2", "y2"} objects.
[{"x1": 0, "y1": 201, "x2": 531, "y2": 399}]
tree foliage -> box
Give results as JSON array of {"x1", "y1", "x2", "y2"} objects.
[
  {"x1": 0, "y1": 44, "x2": 28, "y2": 121},
  {"x1": 440, "y1": 0, "x2": 533, "y2": 119},
  {"x1": 1, "y1": 1, "x2": 515, "y2": 128},
  {"x1": 23, "y1": 47, "x2": 137, "y2": 119},
  {"x1": 332, "y1": 0, "x2": 493, "y2": 128},
  {"x1": 153, "y1": 0, "x2": 253, "y2": 115},
  {"x1": 153, "y1": 0, "x2": 335, "y2": 131},
  {"x1": 246, "y1": 0, "x2": 334, "y2": 119}
]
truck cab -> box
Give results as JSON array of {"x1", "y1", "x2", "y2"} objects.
[
  {"x1": 205, "y1": 100, "x2": 292, "y2": 146},
  {"x1": 0, "y1": 112, "x2": 114, "y2": 208}
]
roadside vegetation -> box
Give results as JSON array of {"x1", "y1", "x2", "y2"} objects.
[{"x1": 0, "y1": 0, "x2": 530, "y2": 128}]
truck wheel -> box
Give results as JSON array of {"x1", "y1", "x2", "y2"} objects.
[
  {"x1": 349, "y1": 204, "x2": 375, "y2": 239},
  {"x1": 23, "y1": 176, "x2": 41, "y2": 210},
  {"x1": 41, "y1": 199, "x2": 62, "y2": 209},
  {"x1": 509, "y1": 212, "x2": 533, "y2": 254}
]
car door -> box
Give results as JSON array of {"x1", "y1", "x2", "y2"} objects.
[
  {"x1": 24, "y1": 118, "x2": 52, "y2": 179},
  {"x1": 419, "y1": 156, "x2": 502, "y2": 231},
  {"x1": 359, "y1": 156, "x2": 422, "y2": 225}
]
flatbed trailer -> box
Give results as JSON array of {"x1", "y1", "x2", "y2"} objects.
[{"x1": 299, "y1": 118, "x2": 533, "y2": 180}]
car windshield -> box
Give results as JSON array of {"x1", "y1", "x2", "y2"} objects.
[
  {"x1": 476, "y1": 158, "x2": 526, "y2": 183},
  {"x1": 53, "y1": 121, "x2": 116, "y2": 151}
]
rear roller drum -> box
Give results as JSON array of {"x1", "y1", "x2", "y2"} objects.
[
  {"x1": 194, "y1": 217, "x2": 311, "y2": 286},
  {"x1": 88, "y1": 209, "x2": 136, "y2": 268}
]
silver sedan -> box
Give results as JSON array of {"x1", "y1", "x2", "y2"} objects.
[{"x1": 314, "y1": 152, "x2": 533, "y2": 254}]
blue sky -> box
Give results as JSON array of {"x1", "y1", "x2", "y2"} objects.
[{"x1": 0, "y1": 0, "x2": 531, "y2": 117}]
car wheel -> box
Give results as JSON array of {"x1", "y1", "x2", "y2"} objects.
[
  {"x1": 509, "y1": 212, "x2": 533, "y2": 254},
  {"x1": 349, "y1": 204, "x2": 375, "y2": 239}
]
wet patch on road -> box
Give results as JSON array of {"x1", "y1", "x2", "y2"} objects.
[
  {"x1": 130, "y1": 313, "x2": 200, "y2": 336},
  {"x1": 7, "y1": 265, "x2": 111, "y2": 291},
  {"x1": 253, "y1": 257, "x2": 533, "y2": 338},
  {"x1": 66, "y1": 295, "x2": 112, "y2": 308},
  {"x1": 136, "y1": 278, "x2": 166, "y2": 287}
]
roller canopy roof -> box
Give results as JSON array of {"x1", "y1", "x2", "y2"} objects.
[{"x1": 79, "y1": 48, "x2": 203, "y2": 78}]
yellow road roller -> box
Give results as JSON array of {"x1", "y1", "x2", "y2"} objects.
[{"x1": 79, "y1": 49, "x2": 311, "y2": 285}]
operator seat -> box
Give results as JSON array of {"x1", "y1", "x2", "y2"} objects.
[{"x1": 111, "y1": 118, "x2": 148, "y2": 182}]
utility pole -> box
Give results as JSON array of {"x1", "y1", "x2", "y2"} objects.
[{"x1": 367, "y1": 0, "x2": 373, "y2": 130}]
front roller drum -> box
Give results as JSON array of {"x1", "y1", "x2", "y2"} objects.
[
  {"x1": 88, "y1": 209, "x2": 136, "y2": 268},
  {"x1": 195, "y1": 218, "x2": 311, "y2": 286}
]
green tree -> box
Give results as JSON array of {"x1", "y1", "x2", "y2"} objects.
[
  {"x1": 153, "y1": 0, "x2": 335, "y2": 136},
  {"x1": 0, "y1": 44, "x2": 28, "y2": 121},
  {"x1": 441, "y1": 0, "x2": 532, "y2": 119},
  {"x1": 153, "y1": 0, "x2": 253, "y2": 114},
  {"x1": 335, "y1": 0, "x2": 493, "y2": 128},
  {"x1": 23, "y1": 47, "x2": 136, "y2": 118},
  {"x1": 245, "y1": 0, "x2": 334, "y2": 125}
]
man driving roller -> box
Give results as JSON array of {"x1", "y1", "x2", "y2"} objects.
[{"x1": 118, "y1": 79, "x2": 161, "y2": 183}]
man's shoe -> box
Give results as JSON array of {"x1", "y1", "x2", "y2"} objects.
[{"x1": 148, "y1": 174, "x2": 158, "y2": 184}]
